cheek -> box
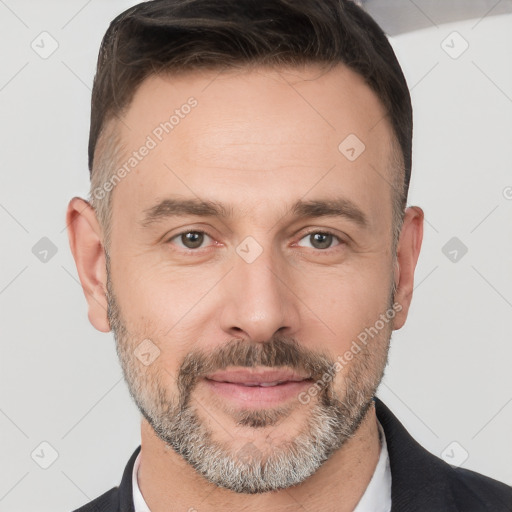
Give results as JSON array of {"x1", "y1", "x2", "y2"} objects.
[
  {"x1": 113, "y1": 255, "x2": 212, "y2": 327},
  {"x1": 296, "y1": 264, "x2": 392, "y2": 340},
  {"x1": 108, "y1": 271, "x2": 200, "y2": 379}
]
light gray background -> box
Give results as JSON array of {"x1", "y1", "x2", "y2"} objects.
[{"x1": 1, "y1": 2, "x2": 511, "y2": 511}]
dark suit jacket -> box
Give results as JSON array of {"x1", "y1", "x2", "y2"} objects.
[{"x1": 72, "y1": 397, "x2": 512, "y2": 511}]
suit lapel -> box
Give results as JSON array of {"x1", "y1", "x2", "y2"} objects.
[
  {"x1": 375, "y1": 397, "x2": 459, "y2": 511},
  {"x1": 118, "y1": 445, "x2": 141, "y2": 512}
]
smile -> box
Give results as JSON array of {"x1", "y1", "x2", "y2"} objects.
[{"x1": 202, "y1": 368, "x2": 313, "y2": 407}]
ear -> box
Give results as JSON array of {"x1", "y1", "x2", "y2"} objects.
[
  {"x1": 392, "y1": 206, "x2": 424, "y2": 330},
  {"x1": 66, "y1": 197, "x2": 110, "y2": 333}
]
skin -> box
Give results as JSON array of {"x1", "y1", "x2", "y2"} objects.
[{"x1": 67, "y1": 63, "x2": 423, "y2": 511}]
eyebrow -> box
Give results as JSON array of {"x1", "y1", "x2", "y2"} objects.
[{"x1": 140, "y1": 196, "x2": 369, "y2": 229}]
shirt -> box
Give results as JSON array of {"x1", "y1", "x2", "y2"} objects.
[{"x1": 132, "y1": 419, "x2": 392, "y2": 512}]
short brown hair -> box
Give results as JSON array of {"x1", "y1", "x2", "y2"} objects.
[{"x1": 88, "y1": 0, "x2": 412, "y2": 249}]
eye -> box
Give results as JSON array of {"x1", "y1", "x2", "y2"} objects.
[
  {"x1": 166, "y1": 229, "x2": 343, "y2": 253},
  {"x1": 167, "y1": 230, "x2": 214, "y2": 250},
  {"x1": 297, "y1": 230, "x2": 343, "y2": 250}
]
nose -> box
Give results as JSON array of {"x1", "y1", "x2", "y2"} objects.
[{"x1": 219, "y1": 245, "x2": 300, "y2": 344}]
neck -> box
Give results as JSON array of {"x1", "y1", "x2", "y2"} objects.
[{"x1": 137, "y1": 402, "x2": 381, "y2": 512}]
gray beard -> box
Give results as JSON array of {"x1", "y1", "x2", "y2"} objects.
[
  {"x1": 105, "y1": 254, "x2": 390, "y2": 493},
  {"x1": 141, "y1": 376, "x2": 374, "y2": 494}
]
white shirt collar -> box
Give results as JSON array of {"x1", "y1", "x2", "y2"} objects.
[
  {"x1": 353, "y1": 418, "x2": 392, "y2": 512},
  {"x1": 132, "y1": 449, "x2": 151, "y2": 512},
  {"x1": 132, "y1": 419, "x2": 391, "y2": 512}
]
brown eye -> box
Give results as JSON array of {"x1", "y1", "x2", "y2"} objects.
[
  {"x1": 181, "y1": 232, "x2": 204, "y2": 249},
  {"x1": 169, "y1": 231, "x2": 212, "y2": 250},
  {"x1": 297, "y1": 231, "x2": 341, "y2": 250}
]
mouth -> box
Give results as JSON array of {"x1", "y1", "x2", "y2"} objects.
[{"x1": 202, "y1": 368, "x2": 314, "y2": 407}]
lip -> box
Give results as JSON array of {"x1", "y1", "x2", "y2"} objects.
[
  {"x1": 202, "y1": 367, "x2": 313, "y2": 408},
  {"x1": 205, "y1": 368, "x2": 310, "y2": 385}
]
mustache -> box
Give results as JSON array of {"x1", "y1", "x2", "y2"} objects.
[{"x1": 176, "y1": 336, "x2": 336, "y2": 399}]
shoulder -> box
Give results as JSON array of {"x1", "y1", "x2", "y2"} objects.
[
  {"x1": 71, "y1": 446, "x2": 140, "y2": 512},
  {"x1": 374, "y1": 397, "x2": 512, "y2": 511},
  {"x1": 71, "y1": 486, "x2": 119, "y2": 512},
  {"x1": 448, "y1": 465, "x2": 512, "y2": 511}
]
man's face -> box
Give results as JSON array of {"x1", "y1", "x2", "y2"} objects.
[{"x1": 104, "y1": 64, "x2": 401, "y2": 492}]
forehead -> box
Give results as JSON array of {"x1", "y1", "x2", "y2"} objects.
[{"x1": 110, "y1": 64, "x2": 396, "y2": 228}]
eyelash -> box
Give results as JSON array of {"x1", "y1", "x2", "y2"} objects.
[{"x1": 165, "y1": 228, "x2": 345, "y2": 254}]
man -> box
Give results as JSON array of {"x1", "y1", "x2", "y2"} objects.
[{"x1": 67, "y1": 0, "x2": 512, "y2": 510}]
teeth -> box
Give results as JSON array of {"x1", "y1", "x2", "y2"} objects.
[
  {"x1": 260, "y1": 381, "x2": 281, "y2": 387},
  {"x1": 236, "y1": 380, "x2": 283, "y2": 388},
  {"x1": 213, "y1": 380, "x2": 294, "y2": 387}
]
